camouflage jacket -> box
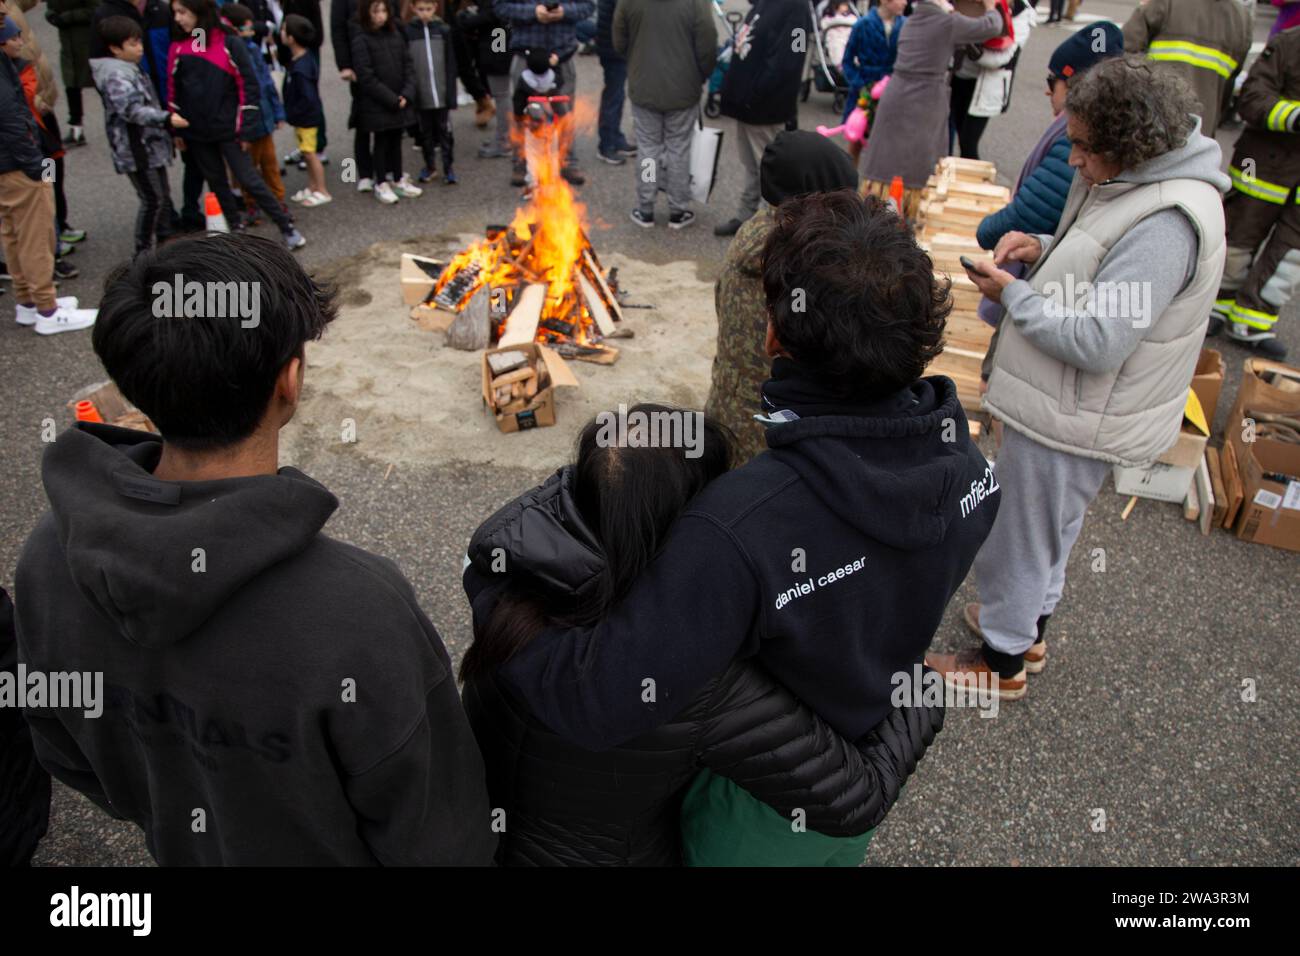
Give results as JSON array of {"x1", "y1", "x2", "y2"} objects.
[
  {"x1": 706, "y1": 207, "x2": 774, "y2": 464},
  {"x1": 89, "y1": 56, "x2": 173, "y2": 174}
]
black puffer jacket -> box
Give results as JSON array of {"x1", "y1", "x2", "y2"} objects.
[
  {"x1": 462, "y1": 467, "x2": 944, "y2": 866},
  {"x1": 349, "y1": 24, "x2": 414, "y2": 131},
  {"x1": 455, "y1": 0, "x2": 512, "y2": 77}
]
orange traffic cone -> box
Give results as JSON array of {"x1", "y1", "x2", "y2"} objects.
[
  {"x1": 888, "y1": 175, "x2": 905, "y2": 216},
  {"x1": 204, "y1": 192, "x2": 228, "y2": 233},
  {"x1": 75, "y1": 400, "x2": 103, "y2": 423}
]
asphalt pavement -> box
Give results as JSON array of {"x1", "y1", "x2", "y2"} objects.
[{"x1": 1, "y1": 2, "x2": 1295, "y2": 867}]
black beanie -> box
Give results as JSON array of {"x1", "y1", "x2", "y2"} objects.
[
  {"x1": 1048, "y1": 21, "x2": 1123, "y2": 83},
  {"x1": 760, "y1": 131, "x2": 859, "y2": 208},
  {"x1": 525, "y1": 48, "x2": 551, "y2": 75}
]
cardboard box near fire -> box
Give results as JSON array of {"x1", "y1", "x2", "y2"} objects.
[{"x1": 481, "y1": 342, "x2": 580, "y2": 433}]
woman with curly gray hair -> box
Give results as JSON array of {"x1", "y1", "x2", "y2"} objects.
[{"x1": 928, "y1": 54, "x2": 1230, "y2": 702}]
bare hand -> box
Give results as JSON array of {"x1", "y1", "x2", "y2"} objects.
[
  {"x1": 534, "y1": 3, "x2": 548, "y2": 20},
  {"x1": 173, "y1": 136, "x2": 186, "y2": 151},
  {"x1": 240, "y1": 140, "x2": 250, "y2": 152},
  {"x1": 169, "y1": 113, "x2": 190, "y2": 129},
  {"x1": 992, "y1": 231, "x2": 1042, "y2": 267},
  {"x1": 398, "y1": 95, "x2": 408, "y2": 108},
  {"x1": 964, "y1": 260, "x2": 1016, "y2": 304},
  {"x1": 340, "y1": 68, "x2": 356, "y2": 82}
]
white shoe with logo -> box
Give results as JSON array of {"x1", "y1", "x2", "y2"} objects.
[
  {"x1": 393, "y1": 175, "x2": 423, "y2": 198},
  {"x1": 17, "y1": 297, "x2": 79, "y2": 326},
  {"x1": 35, "y1": 305, "x2": 97, "y2": 336},
  {"x1": 357, "y1": 177, "x2": 375, "y2": 193},
  {"x1": 374, "y1": 182, "x2": 400, "y2": 204}
]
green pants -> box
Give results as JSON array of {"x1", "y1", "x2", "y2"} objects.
[{"x1": 680, "y1": 770, "x2": 876, "y2": 867}]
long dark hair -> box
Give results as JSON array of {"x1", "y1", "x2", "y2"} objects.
[
  {"x1": 459, "y1": 405, "x2": 735, "y2": 682},
  {"x1": 172, "y1": 0, "x2": 225, "y2": 37}
]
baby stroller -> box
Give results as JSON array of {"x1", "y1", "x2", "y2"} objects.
[
  {"x1": 704, "y1": 0, "x2": 746, "y2": 119},
  {"x1": 800, "y1": 0, "x2": 862, "y2": 115}
]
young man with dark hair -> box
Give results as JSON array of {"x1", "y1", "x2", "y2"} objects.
[
  {"x1": 15, "y1": 233, "x2": 496, "y2": 866},
  {"x1": 466, "y1": 193, "x2": 998, "y2": 760}
]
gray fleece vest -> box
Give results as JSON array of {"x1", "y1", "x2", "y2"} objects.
[{"x1": 983, "y1": 173, "x2": 1226, "y2": 467}]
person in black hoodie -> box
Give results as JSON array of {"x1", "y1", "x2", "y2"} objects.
[
  {"x1": 0, "y1": 586, "x2": 50, "y2": 866},
  {"x1": 456, "y1": 0, "x2": 513, "y2": 158},
  {"x1": 471, "y1": 191, "x2": 999, "y2": 756},
  {"x1": 14, "y1": 233, "x2": 497, "y2": 866},
  {"x1": 462, "y1": 408, "x2": 943, "y2": 866},
  {"x1": 713, "y1": 0, "x2": 812, "y2": 237}
]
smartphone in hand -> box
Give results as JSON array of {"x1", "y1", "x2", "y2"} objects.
[{"x1": 959, "y1": 255, "x2": 982, "y2": 274}]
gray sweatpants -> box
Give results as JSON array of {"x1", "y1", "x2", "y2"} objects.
[
  {"x1": 973, "y1": 427, "x2": 1111, "y2": 656},
  {"x1": 631, "y1": 103, "x2": 695, "y2": 215},
  {"x1": 734, "y1": 122, "x2": 783, "y2": 222},
  {"x1": 486, "y1": 71, "x2": 511, "y2": 151}
]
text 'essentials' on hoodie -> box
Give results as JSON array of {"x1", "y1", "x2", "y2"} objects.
[
  {"x1": 15, "y1": 424, "x2": 496, "y2": 866},
  {"x1": 475, "y1": 362, "x2": 999, "y2": 750}
]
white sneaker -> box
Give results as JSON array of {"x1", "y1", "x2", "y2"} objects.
[
  {"x1": 289, "y1": 188, "x2": 313, "y2": 203},
  {"x1": 374, "y1": 182, "x2": 399, "y2": 204},
  {"x1": 17, "y1": 296, "x2": 79, "y2": 326},
  {"x1": 393, "y1": 175, "x2": 423, "y2": 198},
  {"x1": 301, "y1": 191, "x2": 333, "y2": 207},
  {"x1": 35, "y1": 305, "x2": 97, "y2": 336},
  {"x1": 357, "y1": 177, "x2": 374, "y2": 193}
]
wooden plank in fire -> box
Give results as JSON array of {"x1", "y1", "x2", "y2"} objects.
[
  {"x1": 581, "y1": 248, "x2": 624, "y2": 325},
  {"x1": 499, "y1": 283, "x2": 547, "y2": 347},
  {"x1": 577, "y1": 272, "x2": 616, "y2": 338}
]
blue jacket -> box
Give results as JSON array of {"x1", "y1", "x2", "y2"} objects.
[
  {"x1": 841, "y1": 9, "x2": 902, "y2": 91},
  {"x1": 242, "y1": 37, "x2": 286, "y2": 139},
  {"x1": 282, "y1": 51, "x2": 324, "y2": 128},
  {"x1": 976, "y1": 128, "x2": 1074, "y2": 249}
]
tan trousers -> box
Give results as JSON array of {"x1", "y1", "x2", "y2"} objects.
[
  {"x1": 243, "y1": 134, "x2": 285, "y2": 209},
  {"x1": 0, "y1": 170, "x2": 57, "y2": 312}
]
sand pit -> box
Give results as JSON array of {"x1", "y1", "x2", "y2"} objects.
[{"x1": 281, "y1": 237, "x2": 719, "y2": 473}]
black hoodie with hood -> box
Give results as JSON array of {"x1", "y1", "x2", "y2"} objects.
[
  {"x1": 473, "y1": 361, "x2": 999, "y2": 751},
  {"x1": 15, "y1": 423, "x2": 496, "y2": 866}
]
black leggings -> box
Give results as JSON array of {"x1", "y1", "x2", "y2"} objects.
[
  {"x1": 949, "y1": 75, "x2": 990, "y2": 160},
  {"x1": 417, "y1": 108, "x2": 454, "y2": 172},
  {"x1": 1048, "y1": 0, "x2": 1065, "y2": 19},
  {"x1": 371, "y1": 129, "x2": 403, "y2": 183},
  {"x1": 186, "y1": 138, "x2": 292, "y2": 231},
  {"x1": 126, "y1": 166, "x2": 171, "y2": 253},
  {"x1": 66, "y1": 87, "x2": 83, "y2": 127}
]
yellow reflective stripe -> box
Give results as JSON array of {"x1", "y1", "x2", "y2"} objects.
[
  {"x1": 1148, "y1": 40, "x2": 1239, "y2": 79},
  {"x1": 1267, "y1": 100, "x2": 1300, "y2": 131},
  {"x1": 1231, "y1": 304, "x2": 1278, "y2": 329},
  {"x1": 1230, "y1": 166, "x2": 1292, "y2": 203}
]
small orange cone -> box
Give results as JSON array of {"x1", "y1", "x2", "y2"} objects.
[
  {"x1": 204, "y1": 192, "x2": 228, "y2": 233},
  {"x1": 75, "y1": 400, "x2": 103, "y2": 423},
  {"x1": 888, "y1": 175, "x2": 905, "y2": 216}
]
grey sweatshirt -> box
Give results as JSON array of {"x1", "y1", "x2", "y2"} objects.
[{"x1": 999, "y1": 119, "x2": 1229, "y2": 375}]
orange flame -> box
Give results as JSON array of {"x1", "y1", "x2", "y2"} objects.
[{"x1": 433, "y1": 97, "x2": 603, "y2": 345}]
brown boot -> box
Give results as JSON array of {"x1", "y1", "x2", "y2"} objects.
[
  {"x1": 925, "y1": 646, "x2": 1027, "y2": 701},
  {"x1": 963, "y1": 602, "x2": 1046, "y2": 674},
  {"x1": 474, "y1": 96, "x2": 496, "y2": 128},
  {"x1": 1065, "y1": 0, "x2": 1080, "y2": 19}
]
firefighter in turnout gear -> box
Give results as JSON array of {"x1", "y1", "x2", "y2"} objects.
[
  {"x1": 1123, "y1": 0, "x2": 1252, "y2": 134},
  {"x1": 1209, "y1": 27, "x2": 1300, "y2": 360}
]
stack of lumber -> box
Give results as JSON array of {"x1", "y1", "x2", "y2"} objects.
[{"x1": 915, "y1": 157, "x2": 1012, "y2": 421}]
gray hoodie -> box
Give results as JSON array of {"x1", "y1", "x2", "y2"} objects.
[
  {"x1": 1000, "y1": 119, "x2": 1230, "y2": 375},
  {"x1": 15, "y1": 423, "x2": 496, "y2": 865},
  {"x1": 89, "y1": 56, "x2": 173, "y2": 174}
]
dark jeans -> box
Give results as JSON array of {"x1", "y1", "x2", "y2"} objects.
[
  {"x1": 417, "y1": 108, "x2": 454, "y2": 172},
  {"x1": 372, "y1": 128, "x2": 403, "y2": 182},
  {"x1": 180, "y1": 147, "x2": 205, "y2": 225},
  {"x1": 598, "y1": 55, "x2": 629, "y2": 154},
  {"x1": 1048, "y1": 0, "x2": 1065, "y2": 18},
  {"x1": 126, "y1": 166, "x2": 170, "y2": 253},
  {"x1": 66, "y1": 87, "x2": 83, "y2": 127},
  {"x1": 187, "y1": 138, "x2": 293, "y2": 231}
]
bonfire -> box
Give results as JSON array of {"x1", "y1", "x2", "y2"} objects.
[{"x1": 426, "y1": 96, "x2": 626, "y2": 364}]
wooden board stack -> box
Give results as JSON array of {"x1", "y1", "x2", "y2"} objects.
[{"x1": 915, "y1": 157, "x2": 1012, "y2": 424}]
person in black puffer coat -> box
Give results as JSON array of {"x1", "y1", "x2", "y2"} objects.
[
  {"x1": 461, "y1": 408, "x2": 943, "y2": 867},
  {"x1": 350, "y1": 0, "x2": 415, "y2": 200}
]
